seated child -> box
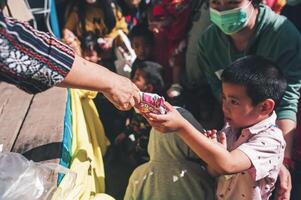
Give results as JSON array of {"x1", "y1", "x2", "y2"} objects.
[
  {"x1": 114, "y1": 61, "x2": 164, "y2": 166},
  {"x1": 124, "y1": 107, "x2": 215, "y2": 200},
  {"x1": 146, "y1": 55, "x2": 287, "y2": 200}
]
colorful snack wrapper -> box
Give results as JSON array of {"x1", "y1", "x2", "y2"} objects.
[{"x1": 136, "y1": 92, "x2": 167, "y2": 114}]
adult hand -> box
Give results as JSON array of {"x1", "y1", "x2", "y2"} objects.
[
  {"x1": 103, "y1": 73, "x2": 140, "y2": 111},
  {"x1": 275, "y1": 164, "x2": 292, "y2": 200},
  {"x1": 60, "y1": 55, "x2": 140, "y2": 110}
]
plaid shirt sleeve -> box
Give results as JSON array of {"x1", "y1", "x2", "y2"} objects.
[{"x1": 0, "y1": 12, "x2": 75, "y2": 94}]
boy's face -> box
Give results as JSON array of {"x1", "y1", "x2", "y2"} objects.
[
  {"x1": 132, "y1": 37, "x2": 152, "y2": 60},
  {"x1": 222, "y1": 82, "x2": 262, "y2": 129},
  {"x1": 132, "y1": 69, "x2": 148, "y2": 92}
]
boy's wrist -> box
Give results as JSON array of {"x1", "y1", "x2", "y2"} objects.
[{"x1": 177, "y1": 118, "x2": 191, "y2": 135}]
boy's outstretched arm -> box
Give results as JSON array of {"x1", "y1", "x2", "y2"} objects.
[{"x1": 148, "y1": 102, "x2": 252, "y2": 175}]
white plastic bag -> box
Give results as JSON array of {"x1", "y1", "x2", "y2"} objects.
[{"x1": 0, "y1": 152, "x2": 76, "y2": 200}]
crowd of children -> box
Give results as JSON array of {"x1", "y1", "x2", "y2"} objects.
[{"x1": 56, "y1": 0, "x2": 301, "y2": 199}]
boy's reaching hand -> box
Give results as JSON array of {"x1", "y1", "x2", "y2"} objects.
[
  {"x1": 204, "y1": 130, "x2": 227, "y2": 149},
  {"x1": 144, "y1": 102, "x2": 186, "y2": 133}
]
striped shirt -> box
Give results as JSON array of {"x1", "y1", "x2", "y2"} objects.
[{"x1": 0, "y1": 12, "x2": 74, "y2": 94}]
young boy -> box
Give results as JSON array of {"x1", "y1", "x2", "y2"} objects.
[
  {"x1": 128, "y1": 24, "x2": 155, "y2": 79},
  {"x1": 147, "y1": 56, "x2": 287, "y2": 200},
  {"x1": 114, "y1": 61, "x2": 164, "y2": 165}
]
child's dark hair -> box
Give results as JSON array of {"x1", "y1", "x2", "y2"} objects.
[
  {"x1": 129, "y1": 23, "x2": 154, "y2": 45},
  {"x1": 250, "y1": 0, "x2": 263, "y2": 8},
  {"x1": 221, "y1": 55, "x2": 287, "y2": 107},
  {"x1": 80, "y1": 31, "x2": 100, "y2": 53},
  {"x1": 136, "y1": 61, "x2": 165, "y2": 95}
]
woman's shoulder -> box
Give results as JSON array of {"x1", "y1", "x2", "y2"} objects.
[{"x1": 259, "y1": 4, "x2": 297, "y2": 34}]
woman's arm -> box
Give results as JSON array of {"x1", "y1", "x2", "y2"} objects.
[{"x1": 59, "y1": 55, "x2": 140, "y2": 110}]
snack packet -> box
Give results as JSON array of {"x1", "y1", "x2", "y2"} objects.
[{"x1": 136, "y1": 92, "x2": 167, "y2": 114}]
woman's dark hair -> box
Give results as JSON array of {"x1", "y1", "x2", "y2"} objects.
[
  {"x1": 135, "y1": 61, "x2": 165, "y2": 95},
  {"x1": 221, "y1": 55, "x2": 287, "y2": 108}
]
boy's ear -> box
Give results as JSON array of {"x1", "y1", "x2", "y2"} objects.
[{"x1": 258, "y1": 99, "x2": 275, "y2": 115}]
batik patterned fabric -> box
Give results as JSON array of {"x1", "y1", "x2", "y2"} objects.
[{"x1": 0, "y1": 12, "x2": 74, "y2": 94}]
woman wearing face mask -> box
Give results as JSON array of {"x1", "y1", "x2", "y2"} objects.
[{"x1": 186, "y1": 0, "x2": 301, "y2": 199}]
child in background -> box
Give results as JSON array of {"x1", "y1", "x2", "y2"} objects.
[
  {"x1": 147, "y1": 0, "x2": 192, "y2": 98},
  {"x1": 116, "y1": 0, "x2": 150, "y2": 30},
  {"x1": 114, "y1": 61, "x2": 164, "y2": 165},
  {"x1": 147, "y1": 56, "x2": 287, "y2": 200},
  {"x1": 80, "y1": 31, "x2": 101, "y2": 63},
  {"x1": 63, "y1": 0, "x2": 128, "y2": 54},
  {"x1": 128, "y1": 24, "x2": 155, "y2": 79}
]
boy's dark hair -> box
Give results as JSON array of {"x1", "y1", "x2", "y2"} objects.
[
  {"x1": 221, "y1": 55, "x2": 287, "y2": 107},
  {"x1": 136, "y1": 61, "x2": 165, "y2": 95},
  {"x1": 129, "y1": 23, "x2": 154, "y2": 45}
]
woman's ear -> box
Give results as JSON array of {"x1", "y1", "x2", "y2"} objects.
[{"x1": 258, "y1": 99, "x2": 275, "y2": 115}]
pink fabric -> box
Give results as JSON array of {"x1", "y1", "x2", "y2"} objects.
[{"x1": 217, "y1": 112, "x2": 285, "y2": 200}]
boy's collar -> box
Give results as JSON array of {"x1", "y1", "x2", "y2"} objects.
[
  {"x1": 227, "y1": 111, "x2": 277, "y2": 135},
  {"x1": 244, "y1": 111, "x2": 277, "y2": 135}
]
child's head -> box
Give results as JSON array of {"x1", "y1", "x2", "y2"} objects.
[
  {"x1": 147, "y1": 4, "x2": 172, "y2": 34},
  {"x1": 221, "y1": 55, "x2": 287, "y2": 128},
  {"x1": 124, "y1": 0, "x2": 142, "y2": 8},
  {"x1": 132, "y1": 61, "x2": 164, "y2": 94},
  {"x1": 81, "y1": 32, "x2": 101, "y2": 63},
  {"x1": 129, "y1": 24, "x2": 154, "y2": 60}
]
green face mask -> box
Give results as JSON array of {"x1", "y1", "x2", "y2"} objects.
[{"x1": 210, "y1": 1, "x2": 252, "y2": 35}]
